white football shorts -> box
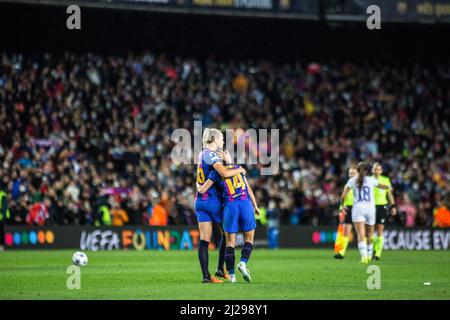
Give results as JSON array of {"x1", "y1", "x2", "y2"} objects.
[{"x1": 351, "y1": 205, "x2": 376, "y2": 225}]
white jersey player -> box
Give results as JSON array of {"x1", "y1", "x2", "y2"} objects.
[
  {"x1": 345, "y1": 175, "x2": 377, "y2": 226},
  {"x1": 340, "y1": 162, "x2": 392, "y2": 264}
]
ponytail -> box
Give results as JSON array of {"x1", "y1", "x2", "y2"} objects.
[
  {"x1": 356, "y1": 162, "x2": 368, "y2": 189},
  {"x1": 202, "y1": 128, "x2": 222, "y2": 148}
]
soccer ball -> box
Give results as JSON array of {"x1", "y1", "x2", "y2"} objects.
[{"x1": 72, "y1": 251, "x2": 88, "y2": 266}]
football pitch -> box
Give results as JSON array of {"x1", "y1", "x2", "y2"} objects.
[{"x1": 0, "y1": 249, "x2": 449, "y2": 300}]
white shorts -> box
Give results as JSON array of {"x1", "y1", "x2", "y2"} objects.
[{"x1": 351, "y1": 205, "x2": 376, "y2": 226}]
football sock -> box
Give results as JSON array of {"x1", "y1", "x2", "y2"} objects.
[
  {"x1": 372, "y1": 236, "x2": 378, "y2": 254},
  {"x1": 198, "y1": 240, "x2": 210, "y2": 278},
  {"x1": 358, "y1": 241, "x2": 367, "y2": 259},
  {"x1": 372, "y1": 235, "x2": 378, "y2": 255},
  {"x1": 225, "y1": 246, "x2": 235, "y2": 275},
  {"x1": 217, "y1": 234, "x2": 226, "y2": 272},
  {"x1": 240, "y1": 242, "x2": 253, "y2": 264},
  {"x1": 339, "y1": 236, "x2": 349, "y2": 256},
  {"x1": 367, "y1": 243, "x2": 373, "y2": 259},
  {"x1": 376, "y1": 236, "x2": 384, "y2": 257}
]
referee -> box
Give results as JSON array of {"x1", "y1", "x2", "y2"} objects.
[{"x1": 371, "y1": 163, "x2": 396, "y2": 261}]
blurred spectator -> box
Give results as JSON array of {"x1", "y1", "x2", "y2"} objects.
[
  {"x1": 398, "y1": 193, "x2": 418, "y2": 228},
  {"x1": 149, "y1": 202, "x2": 169, "y2": 226},
  {"x1": 0, "y1": 51, "x2": 448, "y2": 227},
  {"x1": 267, "y1": 199, "x2": 281, "y2": 249},
  {"x1": 96, "y1": 204, "x2": 112, "y2": 226},
  {"x1": 233, "y1": 73, "x2": 249, "y2": 94},
  {"x1": 434, "y1": 196, "x2": 450, "y2": 228},
  {"x1": 111, "y1": 203, "x2": 129, "y2": 227},
  {"x1": 26, "y1": 200, "x2": 49, "y2": 226}
]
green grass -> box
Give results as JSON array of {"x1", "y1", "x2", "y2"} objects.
[{"x1": 0, "y1": 249, "x2": 449, "y2": 300}]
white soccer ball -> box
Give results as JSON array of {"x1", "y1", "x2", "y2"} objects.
[{"x1": 72, "y1": 251, "x2": 88, "y2": 266}]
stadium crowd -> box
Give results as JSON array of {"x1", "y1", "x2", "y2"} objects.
[{"x1": 0, "y1": 52, "x2": 449, "y2": 227}]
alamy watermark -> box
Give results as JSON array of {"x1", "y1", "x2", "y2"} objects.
[
  {"x1": 366, "y1": 265, "x2": 381, "y2": 290},
  {"x1": 66, "y1": 4, "x2": 380, "y2": 31},
  {"x1": 66, "y1": 265, "x2": 81, "y2": 289},
  {"x1": 170, "y1": 121, "x2": 279, "y2": 175},
  {"x1": 367, "y1": 5, "x2": 381, "y2": 30},
  {"x1": 66, "y1": 5, "x2": 81, "y2": 30}
]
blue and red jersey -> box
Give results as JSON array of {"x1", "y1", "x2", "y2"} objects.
[
  {"x1": 208, "y1": 165, "x2": 249, "y2": 202},
  {"x1": 195, "y1": 148, "x2": 221, "y2": 201},
  {"x1": 208, "y1": 165, "x2": 255, "y2": 233}
]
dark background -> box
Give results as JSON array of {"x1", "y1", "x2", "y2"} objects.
[{"x1": 0, "y1": 2, "x2": 449, "y2": 61}]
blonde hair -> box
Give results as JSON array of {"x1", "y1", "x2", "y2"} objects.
[{"x1": 202, "y1": 128, "x2": 223, "y2": 147}]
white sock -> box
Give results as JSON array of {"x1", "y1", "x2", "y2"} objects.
[
  {"x1": 358, "y1": 241, "x2": 367, "y2": 259},
  {"x1": 367, "y1": 243, "x2": 373, "y2": 258}
]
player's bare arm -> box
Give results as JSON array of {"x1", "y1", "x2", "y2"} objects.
[
  {"x1": 243, "y1": 176, "x2": 260, "y2": 216},
  {"x1": 196, "y1": 179, "x2": 214, "y2": 194},
  {"x1": 388, "y1": 189, "x2": 397, "y2": 215},
  {"x1": 216, "y1": 149, "x2": 232, "y2": 164},
  {"x1": 213, "y1": 162, "x2": 246, "y2": 178}
]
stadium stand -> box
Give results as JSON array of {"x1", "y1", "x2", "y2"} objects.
[{"x1": 0, "y1": 2, "x2": 448, "y2": 228}]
